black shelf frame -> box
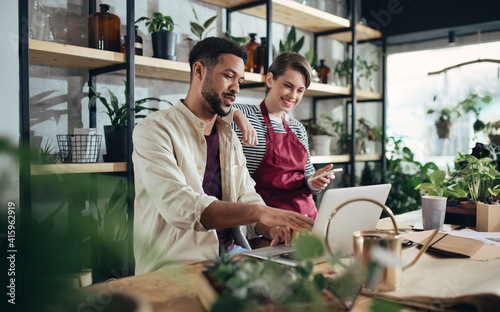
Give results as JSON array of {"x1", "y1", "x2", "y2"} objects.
[
  {"x1": 226, "y1": 0, "x2": 387, "y2": 186},
  {"x1": 19, "y1": 0, "x2": 137, "y2": 279},
  {"x1": 311, "y1": 0, "x2": 387, "y2": 186}
]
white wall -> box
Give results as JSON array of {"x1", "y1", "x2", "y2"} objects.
[
  {"x1": 0, "y1": 0, "x2": 20, "y2": 206},
  {"x1": 27, "y1": 0, "x2": 382, "y2": 160}
]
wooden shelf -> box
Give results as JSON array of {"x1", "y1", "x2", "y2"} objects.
[
  {"x1": 29, "y1": 40, "x2": 381, "y2": 100},
  {"x1": 310, "y1": 154, "x2": 381, "y2": 164},
  {"x1": 200, "y1": 0, "x2": 382, "y2": 42},
  {"x1": 31, "y1": 162, "x2": 127, "y2": 175}
]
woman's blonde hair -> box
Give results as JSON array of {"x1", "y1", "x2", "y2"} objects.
[{"x1": 266, "y1": 52, "x2": 312, "y2": 92}]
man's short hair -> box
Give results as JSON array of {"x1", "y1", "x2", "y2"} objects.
[{"x1": 188, "y1": 37, "x2": 248, "y2": 80}]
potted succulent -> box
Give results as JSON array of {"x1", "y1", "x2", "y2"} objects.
[
  {"x1": 136, "y1": 12, "x2": 177, "y2": 60},
  {"x1": 426, "y1": 107, "x2": 461, "y2": 139},
  {"x1": 89, "y1": 81, "x2": 171, "y2": 161}
]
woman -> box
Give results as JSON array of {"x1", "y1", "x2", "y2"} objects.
[{"x1": 232, "y1": 52, "x2": 335, "y2": 219}]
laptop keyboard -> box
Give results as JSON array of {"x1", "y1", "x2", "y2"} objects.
[{"x1": 274, "y1": 251, "x2": 296, "y2": 260}]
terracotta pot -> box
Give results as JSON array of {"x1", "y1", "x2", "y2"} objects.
[{"x1": 459, "y1": 201, "x2": 477, "y2": 209}]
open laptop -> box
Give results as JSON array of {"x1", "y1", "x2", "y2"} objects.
[{"x1": 243, "y1": 184, "x2": 392, "y2": 266}]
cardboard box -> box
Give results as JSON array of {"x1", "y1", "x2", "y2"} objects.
[{"x1": 477, "y1": 202, "x2": 500, "y2": 232}]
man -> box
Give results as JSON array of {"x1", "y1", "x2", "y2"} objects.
[{"x1": 132, "y1": 37, "x2": 314, "y2": 274}]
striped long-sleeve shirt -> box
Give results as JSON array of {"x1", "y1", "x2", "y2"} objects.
[{"x1": 231, "y1": 103, "x2": 316, "y2": 184}]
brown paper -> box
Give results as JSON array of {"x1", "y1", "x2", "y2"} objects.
[{"x1": 401, "y1": 230, "x2": 500, "y2": 261}]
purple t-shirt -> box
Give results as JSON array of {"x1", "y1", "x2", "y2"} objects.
[{"x1": 203, "y1": 129, "x2": 234, "y2": 254}]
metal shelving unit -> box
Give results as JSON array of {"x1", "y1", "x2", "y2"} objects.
[
  {"x1": 219, "y1": 0, "x2": 387, "y2": 186},
  {"x1": 19, "y1": 0, "x2": 137, "y2": 278}
]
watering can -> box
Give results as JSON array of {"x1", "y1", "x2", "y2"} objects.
[{"x1": 325, "y1": 197, "x2": 439, "y2": 292}]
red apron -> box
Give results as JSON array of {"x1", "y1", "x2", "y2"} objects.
[{"x1": 251, "y1": 101, "x2": 317, "y2": 219}]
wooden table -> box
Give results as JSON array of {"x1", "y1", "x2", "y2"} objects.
[
  {"x1": 84, "y1": 210, "x2": 457, "y2": 312},
  {"x1": 87, "y1": 259, "x2": 379, "y2": 312}
]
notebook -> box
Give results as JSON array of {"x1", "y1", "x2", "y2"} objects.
[{"x1": 243, "y1": 184, "x2": 392, "y2": 266}]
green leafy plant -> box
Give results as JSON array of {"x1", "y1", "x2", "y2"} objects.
[
  {"x1": 334, "y1": 57, "x2": 352, "y2": 86},
  {"x1": 34, "y1": 139, "x2": 58, "y2": 164},
  {"x1": 221, "y1": 31, "x2": 250, "y2": 45},
  {"x1": 334, "y1": 56, "x2": 378, "y2": 87},
  {"x1": 426, "y1": 107, "x2": 461, "y2": 123},
  {"x1": 188, "y1": 4, "x2": 217, "y2": 40},
  {"x1": 414, "y1": 170, "x2": 467, "y2": 198},
  {"x1": 279, "y1": 26, "x2": 304, "y2": 53},
  {"x1": 136, "y1": 12, "x2": 175, "y2": 33},
  {"x1": 367, "y1": 137, "x2": 439, "y2": 214},
  {"x1": 305, "y1": 47, "x2": 317, "y2": 69},
  {"x1": 483, "y1": 120, "x2": 500, "y2": 135},
  {"x1": 90, "y1": 180, "x2": 128, "y2": 241},
  {"x1": 457, "y1": 91, "x2": 494, "y2": 132},
  {"x1": 205, "y1": 233, "x2": 363, "y2": 311},
  {"x1": 356, "y1": 118, "x2": 382, "y2": 154},
  {"x1": 89, "y1": 81, "x2": 171, "y2": 126},
  {"x1": 356, "y1": 57, "x2": 379, "y2": 82},
  {"x1": 453, "y1": 152, "x2": 500, "y2": 203}
]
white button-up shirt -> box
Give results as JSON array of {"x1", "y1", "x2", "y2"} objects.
[{"x1": 133, "y1": 100, "x2": 263, "y2": 274}]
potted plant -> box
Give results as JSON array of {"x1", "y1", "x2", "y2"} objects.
[
  {"x1": 187, "y1": 4, "x2": 217, "y2": 50},
  {"x1": 303, "y1": 115, "x2": 343, "y2": 155},
  {"x1": 356, "y1": 57, "x2": 379, "y2": 91},
  {"x1": 356, "y1": 118, "x2": 382, "y2": 154},
  {"x1": 89, "y1": 81, "x2": 171, "y2": 162},
  {"x1": 334, "y1": 57, "x2": 352, "y2": 87},
  {"x1": 415, "y1": 169, "x2": 468, "y2": 199},
  {"x1": 456, "y1": 91, "x2": 493, "y2": 133},
  {"x1": 482, "y1": 120, "x2": 500, "y2": 145},
  {"x1": 90, "y1": 180, "x2": 130, "y2": 282},
  {"x1": 279, "y1": 25, "x2": 305, "y2": 53},
  {"x1": 221, "y1": 31, "x2": 250, "y2": 45},
  {"x1": 334, "y1": 56, "x2": 378, "y2": 89},
  {"x1": 426, "y1": 107, "x2": 461, "y2": 139},
  {"x1": 452, "y1": 152, "x2": 500, "y2": 208},
  {"x1": 136, "y1": 12, "x2": 177, "y2": 60}
]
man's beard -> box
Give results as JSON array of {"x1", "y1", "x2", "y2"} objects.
[{"x1": 201, "y1": 74, "x2": 232, "y2": 117}]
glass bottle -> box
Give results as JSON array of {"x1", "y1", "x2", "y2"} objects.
[
  {"x1": 40, "y1": 13, "x2": 54, "y2": 42},
  {"x1": 244, "y1": 34, "x2": 260, "y2": 72},
  {"x1": 88, "y1": 4, "x2": 121, "y2": 52},
  {"x1": 253, "y1": 37, "x2": 268, "y2": 75},
  {"x1": 121, "y1": 26, "x2": 143, "y2": 56},
  {"x1": 317, "y1": 59, "x2": 330, "y2": 84}
]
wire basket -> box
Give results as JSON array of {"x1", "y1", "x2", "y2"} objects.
[{"x1": 57, "y1": 134, "x2": 102, "y2": 163}]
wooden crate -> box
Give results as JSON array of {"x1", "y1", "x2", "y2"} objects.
[{"x1": 476, "y1": 202, "x2": 500, "y2": 232}]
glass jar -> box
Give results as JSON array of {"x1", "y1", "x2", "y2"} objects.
[
  {"x1": 121, "y1": 26, "x2": 143, "y2": 56},
  {"x1": 253, "y1": 37, "x2": 268, "y2": 75},
  {"x1": 88, "y1": 4, "x2": 121, "y2": 52},
  {"x1": 244, "y1": 34, "x2": 260, "y2": 72}
]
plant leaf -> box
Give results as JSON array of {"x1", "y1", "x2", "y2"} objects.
[{"x1": 203, "y1": 15, "x2": 218, "y2": 29}]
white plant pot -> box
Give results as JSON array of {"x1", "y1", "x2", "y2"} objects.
[{"x1": 313, "y1": 135, "x2": 331, "y2": 155}]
